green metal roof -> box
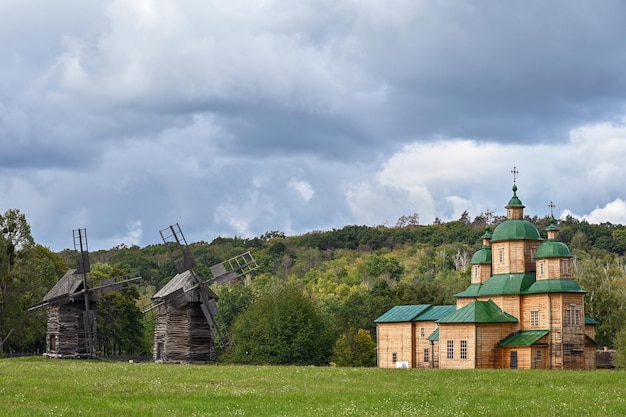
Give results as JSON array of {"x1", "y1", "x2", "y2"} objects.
[
  {"x1": 585, "y1": 316, "x2": 599, "y2": 325},
  {"x1": 470, "y1": 246, "x2": 492, "y2": 264},
  {"x1": 498, "y1": 330, "x2": 550, "y2": 347},
  {"x1": 456, "y1": 273, "x2": 536, "y2": 297},
  {"x1": 491, "y1": 219, "x2": 543, "y2": 242},
  {"x1": 427, "y1": 328, "x2": 439, "y2": 341},
  {"x1": 455, "y1": 283, "x2": 482, "y2": 297},
  {"x1": 374, "y1": 304, "x2": 431, "y2": 323},
  {"x1": 536, "y1": 240, "x2": 572, "y2": 258},
  {"x1": 438, "y1": 299, "x2": 518, "y2": 324},
  {"x1": 415, "y1": 305, "x2": 456, "y2": 321},
  {"x1": 524, "y1": 279, "x2": 585, "y2": 294}
]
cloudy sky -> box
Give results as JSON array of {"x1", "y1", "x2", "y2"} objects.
[{"x1": 3, "y1": 1, "x2": 626, "y2": 251}]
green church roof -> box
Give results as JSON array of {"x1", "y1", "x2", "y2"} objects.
[
  {"x1": 470, "y1": 246, "x2": 492, "y2": 264},
  {"x1": 374, "y1": 304, "x2": 431, "y2": 323},
  {"x1": 491, "y1": 219, "x2": 543, "y2": 242},
  {"x1": 499, "y1": 330, "x2": 550, "y2": 347},
  {"x1": 524, "y1": 279, "x2": 585, "y2": 294},
  {"x1": 536, "y1": 240, "x2": 572, "y2": 258},
  {"x1": 438, "y1": 299, "x2": 518, "y2": 324},
  {"x1": 456, "y1": 273, "x2": 536, "y2": 297},
  {"x1": 415, "y1": 305, "x2": 456, "y2": 321}
]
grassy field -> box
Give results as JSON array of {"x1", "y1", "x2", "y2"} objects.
[{"x1": 1, "y1": 357, "x2": 624, "y2": 417}]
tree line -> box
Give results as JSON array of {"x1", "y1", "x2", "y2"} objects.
[{"x1": 2, "y1": 209, "x2": 626, "y2": 367}]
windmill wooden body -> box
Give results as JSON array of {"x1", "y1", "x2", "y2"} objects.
[
  {"x1": 148, "y1": 224, "x2": 258, "y2": 363},
  {"x1": 38, "y1": 268, "x2": 100, "y2": 358},
  {"x1": 29, "y1": 229, "x2": 141, "y2": 358}
]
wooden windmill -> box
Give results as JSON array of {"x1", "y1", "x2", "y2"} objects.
[
  {"x1": 29, "y1": 229, "x2": 141, "y2": 358},
  {"x1": 146, "y1": 223, "x2": 258, "y2": 363}
]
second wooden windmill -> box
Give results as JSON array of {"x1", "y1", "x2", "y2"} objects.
[{"x1": 147, "y1": 223, "x2": 258, "y2": 363}]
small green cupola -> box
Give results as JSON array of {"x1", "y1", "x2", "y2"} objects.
[
  {"x1": 536, "y1": 218, "x2": 572, "y2": 259},
  {"x1": 492, "y1": 185, "x2": 542, "y2": 242},
  {"x1": 470, "y1": 226, "x2": 493, "y2": 284},
  {"x1": 506, "y1": 184, "x2": 525, "y2": 219},
  {"x1": 471, "y1": 226, "x2": 493, "y2": 265}
]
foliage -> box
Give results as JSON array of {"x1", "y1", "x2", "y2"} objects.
[
  {"x1": 0, "y1": 209, "x2": 37, "y2": 354},
  {"x1": 90, "y1": 263, "x2": 147, "y2": 356},
  {"x1": 230, "y1": 285, "x2": 334, "y2": 365},
  {"x1": 331, "y1": 327, "x2": 377, "y2": 367},
  {"x1": 612, "y1": 328, "x2": 626, "y2": 369}
]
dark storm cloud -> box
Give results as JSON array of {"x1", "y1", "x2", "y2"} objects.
[{"x1": 2, "y1": 0, "x2": 626, "y2": 250}]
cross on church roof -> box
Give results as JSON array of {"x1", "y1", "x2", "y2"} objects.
[
  {"x1": 511, "y1": 166, "x2": 519, "y2": 184},
  {"x1": 549, "y1": 201, "x2": 556, "y2": 217}
]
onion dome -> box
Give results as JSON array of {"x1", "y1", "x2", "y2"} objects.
[
  {"x1": 491, "y1": 219, "x2": 542, "y2": 242},
  {"x1": 536, "y1": 218, "x2": 572, "y2": 258},
  {"x1": 507, "y1": 185, "x2": 524, "y2": 208},
  {"x1": 471, "y1": 225, "x2": 493, "y2": 264},
  {"x1": 471, "y1": 246, "x2": 492, "y2": 264}
]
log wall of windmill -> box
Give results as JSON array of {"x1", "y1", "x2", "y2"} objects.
[
  {"x1": 46, "y1": 301, "x2": 97, "y2": 358},
  {"x1": 153, "y1": 301, "x2": 215, "y2": 363}
]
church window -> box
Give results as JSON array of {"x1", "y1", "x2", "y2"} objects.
[
  {"x1": 561, "y1": 259, "x2": 571, "y2": 276},
  {"x1": 473, "y1": 266, "x2": 479, "y2": 282},
  {"x1": 539, "y1": 261, "x2": 545, "y2": 277},
  {"x1": 530, "y1": 247, "x2": 537, "y2": 263},
  {"x1": 566, "y1": 304, "x2": 581, "y2": 326},
  {"x1": 392, "y1": 352, "x2": 397, "y2": 363},
  {"x1": 498, "y1": 248, "x2": 504, "y2": 264},
  {"x1": 460, "y1": 340, "x2": 467, "y2": 360},
  {"x1": 447, "y1": 340, "x2": 454, "y2": 360},
  {"x1": 530, "y1": 310, "x2": 540, "y2": 327},
  {"x1": 424, "y1": 349, "x2": 429, "y2": 363},
  {"x1": 420, "y1": 327, "x2": 425, "y2": 338}
]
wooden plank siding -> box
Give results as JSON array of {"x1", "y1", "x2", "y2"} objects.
[
  {"x1": 45, "y1": 302, "x2": 97, "y2": 358},
  {"x1": 376, "y1": 322, "x2": 415, "y2": 368},
  {"x1": 492, "y1": 241, "x2": 538, "y2": 274},
  {"x1": 501, "y1": 346, "x2": 549, "y2": 369},
  {"x1": 414, "y1": 322, "x2": 438, "y2": 368},
  {"x1": 438, "y1": 324, "x2": 476, "y2": 369},
  {"x1": 476, "y1": 323, "x2": 517, "y2": 368},
  {"x1": 520, "y1": 294, "x2": 550, "y2": 330},
  {"x1": 153, "y1": 302, "x2": 215, "y2": 363}
]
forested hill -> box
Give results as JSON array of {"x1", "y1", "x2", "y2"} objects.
[{"x1": 3, "y1": 209, "x2": 626, "y2": 364}]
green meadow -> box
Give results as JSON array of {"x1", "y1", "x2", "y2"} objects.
[{"x1": 0, "y1": 357, "x2": 624, "y2": 417}]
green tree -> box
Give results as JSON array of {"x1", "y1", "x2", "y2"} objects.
[
  {"x1": 611, "y1": 327, "x2": 626, "y2": 368},
  {"x1": 90, "y1": 263, "x2": 147, "y2": 356},
  {"x1": 2, "y1": 245, "x2": 65, "y2": 354},
  {"x1": 332, "y1": 328, "x2": 377, "y2": 367},
  {"x1": 230, "y1": 285, "x2": 333, "y2": 365},
  {"x1": 0, "y1": 209, "x2": 35, "y2": 354}
]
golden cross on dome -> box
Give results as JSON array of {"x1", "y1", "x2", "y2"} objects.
[
  {"x1": 511, "y1": 166, "x2": 519, "y2": 184},
  {"x1": 549, "y1": 201, "x2": 556, "y2": 217}
]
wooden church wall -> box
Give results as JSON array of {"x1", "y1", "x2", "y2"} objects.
[{"x1": 376, "y1": 322, "x2": 414, "y2": 368}]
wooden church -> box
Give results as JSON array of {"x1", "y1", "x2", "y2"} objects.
[{"x1": 376, "y1": 180, "x2": 598, "y2": 370}]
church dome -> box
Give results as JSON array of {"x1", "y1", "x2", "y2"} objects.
[
  {"x1": 471, "y1": 247, "x2": 492, "y2": 264},
  {"x1": 491, "y1": 219, "x2": 542, "y2": 242},
  {"x1": 536, "y1": 240, "x2": 572, "y2": 258}
]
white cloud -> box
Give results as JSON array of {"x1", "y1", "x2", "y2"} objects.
[
  {"x1": 562, "y1": 199, "x2": 626, "y2": 225},
  {"x1": 289, "y1": 179, "x2": 315, "y2": 202}
]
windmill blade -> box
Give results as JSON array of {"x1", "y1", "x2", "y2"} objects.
[
  {"x1": 197, "y1": 285, "x2": 230, "y2": 348},
  {"x1": 206, "y1": 251, "x2": 259, "y2": 285},
  {"x1": 93, "y1": 274, "x2": 142, "y2": 294},
  {"x1": 160, "y1": 223, "x2": 197, "y2": 273}
]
